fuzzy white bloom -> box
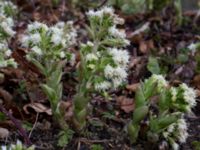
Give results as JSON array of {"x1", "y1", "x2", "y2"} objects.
[
  {"x1": 180, "y1": 83, "x2": 196, "y2": 109},
  {"x1": 170, "y1": 87, "x2": 177, "y2": 102},
  {"x1": 87, "y1": 41, "x2": 94, "y2": 47},
  {"x1": 0, "y1": 1, "x2": 17, "y2": 15},
  {"x1": 172, "y1": 142, "x2": 179, "y2": 150},
  {"x1": 5, "y1": 49, "x2": 12, "y2": 57},
  {"x1": 31, "y1": 46, "x2": 42, "y2": 55},
  {"x1": 28, "y1": 21, "x2": 48, "y2": 32},
  {"x1": 108, "y1": 48, "x2": 129, "y2": 67},
  {"x1": 168, "y1": 123, "x2": 175, "y2": 133},
  {"x1": 0, "y1": 17, "x2": 15, "y2": 36},
  {"x1": 51, "y1": 33, "x2": 62, "y2": 45},
  {"x1": 87, "y1": 6, "x2": 114, "y2": 18},
  {"x1": 151, "y1": 74, "x2": 168, "y2": 90},
  {"x1": 176, "y1": 119, "x2": 188, "y2": 143},
  {"x1": 95, "y1": 81, "x2": 111, "y2": 91},
  {"x1": 104, "y1": 65, "x2": 115, "y2": 79},
  {"x1": 21, "y1": 35, "x2": 30, "y2": 47},
  {"x1": 188, "y1": 43, "x2": 196, "y2": 51},
  {"x1": 60, "y1": 51, "x2": 65, "y2": 58},
  {"x1": 85, "y1": 53, "x2": 98, "y2": 62},
  {"x1": 104, "y1": 65, "x2": 127, "y2": 80},
  {"x1": 30, "y1": 33, "x2": 41, "y2": 44},
  {"x1": 0, "y1": 146, "x2": 8, "y2": 150},
  {"x1": 109, "y1": 26, "x2": 126, "y2": 39}
]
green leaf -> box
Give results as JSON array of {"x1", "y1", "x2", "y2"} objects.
[
  {"x1": 91, "y1": 144, "x2": 104, "y2": 150},
  {"x1": 58, "y1": 129, "x2": 74, "y2": 147},
  {"x1": 31, "y1": 58, "x2": 47, "y2": 76},
  {"x1": 133, "y1": 106, "x2": 148, "y2": 123},
  {"x1": 135, "y1": 86, "x2": 146, "y2": 107},
  {"x1": 41, "y1": 84, "x2": 58, "y2": 106},
  {"x1": 127, "y1": 122, "x2": 140, "y2": 143},
  {"x1": 147, "y1": 56, "x2": 160, "y2": 74}
]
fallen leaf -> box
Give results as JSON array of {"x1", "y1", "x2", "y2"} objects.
[
  {"x1": 117, "y1": 96, "x2": 135, "y2": 113},
  {"x1": 126, "y1": 83, "x2": 140, "y2": 92},
  {"x1": 59, "y1": 101, "x2": 73, "y2": 120},
  {"x1": 0, "y1": 127, "x2": 9, "y2": 138},
  {"x1": 23, "y1": 103, "x2": 52, "y2": 115}
]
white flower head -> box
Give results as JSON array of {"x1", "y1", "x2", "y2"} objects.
[
  {"x1": 172, "y1": 142, "x2": 179, "y2": 150},
  {"x1": 176, "y1": 119, "x2": 188, "y2": 143},
  {"x1": 51, "y1": 33, "x2": 62, "y2": 45},
  {"x1": 108, "y1": 48, "x2": 130, "y2": 67},
  {"x1": 180, "y1": 83, "x2": 196, "y2": 110},
  {"x1": 151, "y1": 74, "x2": 168, "y2": 90},
  {"x1": 85, "y1": 53, "x2": 98, "y2": 62},
  {"x1": 188, "y1": 43, "x2": 196, "y2": 51},
  {"x1": 30, "y1": 33, "x2": 41, "y2": 44},
  {"x1": 21, "y1": 35, "x2": 30, "y2": 47},
  {"x1": 108, "y1": 26, "x2": 126, "y2": 39},
  {"x1": 31, "y1": 46, "x2": 42, "y2": 55},
  {"x1": 170, "y1": 87, "x2": 177, "y2": 102},
  {"x1": 5, "y1": 49, "x2": 12, "y2": 57},
  {"x1": 60, "y1": 51, "x2": 65, "y2": 58},
  {"x1": 95, "y1": 81, "x2": 111, "y2": 91}
]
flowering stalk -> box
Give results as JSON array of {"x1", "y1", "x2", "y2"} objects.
[
  {"x1": 21, "y1": 21, "x2": 76, "y2": 146},
  {"x1": 128, "y1": 74, "x2": 196, "y2": 149},
  {"x1": 73, "y1": 7, "x2": 130, "y2": 130}
]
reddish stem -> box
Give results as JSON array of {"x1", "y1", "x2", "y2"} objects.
[{"x1": 0, "y1": 104, "x2": 31, "y2": 146}]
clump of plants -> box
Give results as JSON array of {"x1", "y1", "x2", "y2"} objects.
[
  {"x1": 128, "y1": 74, "x2": 196, "y2": 149},
  {"x1": 73, "y1": 6, "x2": 130, "y2": 130}
]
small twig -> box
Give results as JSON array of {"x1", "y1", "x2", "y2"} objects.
[
  {"x1": 79, "y1": 138, "x2": 112, "y2": 144},
  {"x1": 97, "y1": 0, "x2": 108, "y2": 8},
  {"x1": 0, "y1": 105, "x2": 31, "y2": 146},
  {"x1": 77, "y1": 140, "x2": 81, "y2": 150},
  {"x1": 28, "y1": 113, "x2": 39, "y2": 138}
]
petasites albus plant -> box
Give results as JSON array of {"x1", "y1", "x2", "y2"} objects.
[
  {"x1": 73, "y1": 6, "x2": 130, "y2": 130},
  {"x1": 21, "y1": 21, "x2": 77, "y2": 146},
  {"x1": 128, "y1": 74, "x2": 196, "y2": 150}
]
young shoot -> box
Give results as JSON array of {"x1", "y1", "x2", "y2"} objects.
[{"x1": 128, "y1": 74, "x2": 196, "y2": 149}]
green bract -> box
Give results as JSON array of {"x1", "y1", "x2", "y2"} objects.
[{"x1": 128, "y1": 74, "x2": 196, "y2": 149}]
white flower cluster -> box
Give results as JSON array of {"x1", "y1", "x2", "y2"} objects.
[
  {"x1": 0, "y1": 1, "x2": 17, "y2": 68},
  {"x1": 0, "y1": 1, "x2": 17, "y2": 16},
  {"x1": 150, "y1": 74, "x2": 168, "y2": 92},
  {"x1": 0, "y1": 42, "x2": 17, "y2": 68},
  {"x1": 1, "y1": 140, "x2": 35, "y2": 150},
  {"x1": 163, "y1": 118, "x2": 188, "y2": 150},
  {"x1": 180, "y1": 83, "x2": 197, "y2": 111},
  {"x1": 21, "y1": 21, "x2": 77, "y2": 62},
  {"x1": 169, "y1": 83, "x2": 196, "y2": 112},
  {"x1": 83, "y1": 7, "x2": 130, "y2": 92},
  {"x1": 0, "y1": 15, "x2": 16, "y2": 37},
  {"x1": 87, "y1": 6, "x2": 129, "y2": 46}
]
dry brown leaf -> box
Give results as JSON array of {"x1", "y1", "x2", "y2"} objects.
[
  {"x1": 23, "y1": 103, "x2": 52, "y2": 115},
  {"x1": 59, "y1": 101, "x2": 73, "y2": 120},
  {"x1": 126, "y1": 83, "x2": 140, "y2": 92},
  {"x1": 0, "y1": 127, "x2": 9, "y2": 138},
  {"x1": 117, "y1": 96, "x2": 135, "y2": 113}
]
